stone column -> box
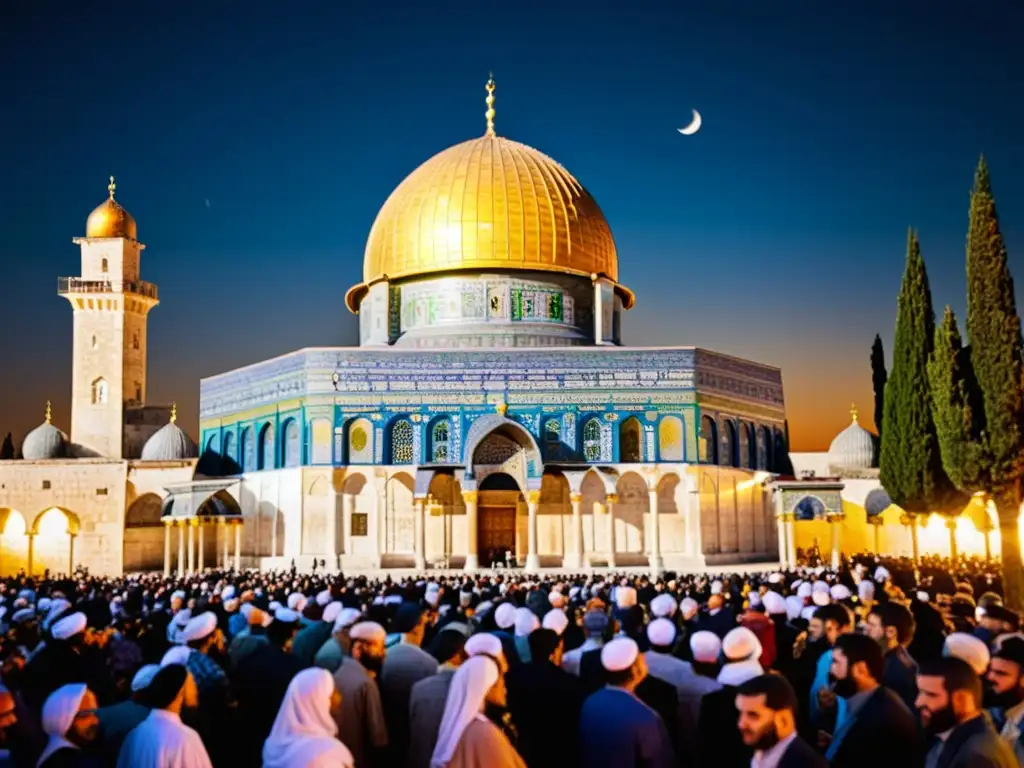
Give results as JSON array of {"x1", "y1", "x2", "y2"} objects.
[
  {"x1": 647, "y1": 488, "x2": 663, "y2": 574},
  {"x1": 187, "y1": 521, "x2": 196, "y2": 574},
  {"x1": 901, "y1": 513, "x2": 919, "y2": 563},
  {"x1": 342, "y1": 493, "x2": 354, "y2": 556},
  {"x1": 564, "y1": 493, "x2": 584, "y2": 569},
  {"x1": 829, "y1": 514, "x2": 843, "y2": 569},
  {"x1": 163, "y1": 521, "x2": 172, "y2": 577},
  {"x1": 463, "y1": 491, "x2": 479, "y2": 571},
  {"x1": 26, "y1": 533, "x2": 34, "y2": 576},
  {"x1": 376, "y1": 483, "x2": 387, "y2": 561},
  {"x1": 68, "y1": 534, "x2": 76, "y2": 575},
  {"x1": 776, "y1": 513, "x2": 789, "y2": 567},
  {"x1": 177, "y1": 523, "x2": 185, "y2": 578},
  {"x1": 785, "y1": 516, "x2": 797, "y2": 567},
  {"x1": 414, "y1": 496, "x2": 427, "y2": 571},
  {"x1": 870, "y1": 518, "x2": 883, "y2": 553},
  {"x1": 221, "y1": 520, "x2": 229, "y2": 568},
  {"x1": 526, "y1": 491, "x2": 541, "y2": 572},
  {"x1": 197, "y1": 523, "x2": 205, "y2": 572},
  {"x1": 234, "y1": 520, "x2": 242, "y2": 571},
  {"x1": 605, "y1": 495, "x2": 617, "y2": 568},
  {"x1": 326, "y1": 485, "x2": 339, "y2": 562},
  {"x1": 946, "y1": 517, "x2": 958, "y2": 561}
]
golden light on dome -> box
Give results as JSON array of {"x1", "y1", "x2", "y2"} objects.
[
  {"x1": 346, "y1": 76, "x2": 632, "y2": 313},
  {"x1": 85, "y1": 175, "x2": 138, "y2": 240}
]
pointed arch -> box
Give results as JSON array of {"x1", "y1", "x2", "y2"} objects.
[
  {"x1": 257, "y1": 422, "x2": 275, "y2": 470},
  {"x1": 430, "y1": 417, "x2": 451, "y2": 463},
  {"x1": 282, "y1": 418, "x2": 301, "y2": 467},
  {"x1": 582, "y1": 417, "x2": 603, "y2": 462},
  {"x1": 91, "y1": 377, "x2": 108, "y2": 405},
  {"x1": 239, "y1": 426, "x2": 255, "y2": 472},
  {"x1": 389, "y1": 419, "x2": 414, "y2": 464},
  {"x1": 721, "y1": 420, "x2": 737, "y2": 468},
  {"x1": 619, "y1": 417, "x2": 643, "y2": 463},
  {"x1": 347, "y1": 418, "x2": 373, "y2": 464},
  {"x1": 738, "y1": 422, "x2": 753, "y2": 469},
  {"x1": 700, "y1": 415, "x2": 718, "y2": 464}
]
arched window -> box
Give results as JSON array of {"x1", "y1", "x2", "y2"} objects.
[
  {"x1": 347, "y1": 418, "x2": 373, "y2": 464},
  {"x1": 310, "y1": 418, "x2": 332, "y2": 464},
  {"x1": 205, "y1": 434, "x2": 219, "y2": 454},
  {"x1": 738, "y1": 422, "x2": 752, "y2": 469},
  {"x1": 240, "y1": 427, "x2": 255, "y2": 472},
  {"x1": 583, "y1": 418, "x2": 602, "y2": 462},
  {"x1": 721, "y1": 421, "x2": 737, "y2": 467},
  {"x1": 391, "y1": 420, "x2": 414, "y2": 464},
  {"x1": 619, "y1": 417, "x2": 642, "y2": 463},
  {"x1": 91, "y1": 378, "x2": 108, "y2": 405},
  {"x1": 101, "y1": 257, "x2": 108, "y2": 273},
  {"x1": 756, "y1": 427, "x2": 769, "y2": 470},
  {"x1": 543, "y1": 418, "x2": 561, "y2": 460},
  {"x1": 431, "y1": 419, "x2": 450, "y2": 463},
  {"x1": 222, "y1": 432, "x2": 235, "y2": 461},
  {"x1": 282, "y1": 419, "x2": 301, "y2": 467},
  {"x1": 658, "y1": 416, "x2": 684, "y2": 462},
  {"x1": 257, "y1": 423, "x2": 275, "y2": 470},
  {"x1": 132, "y1": 332, "x2": 139, "y2": 350},
  {"x1": 773, "y1": 428, "x2": 788, "y2": 472},
  {"x1": 699, "y1": 415, "x2": 718, "y2": 464}
]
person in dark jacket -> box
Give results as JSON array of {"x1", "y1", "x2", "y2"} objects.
[
  {"x1": 866, "y1": 601, "x2": 919, "y2": 712},
  {"x1": 735, "y1": 673, "x2": 826, "y2": 768},
  {"x1": 916, "y1": 656, "x2": 1017, "y2": 767},
  {"x1": 823, "y1": 633, "x2": 920, "y2": 767},
  {"x1": 505, "y1": 629, "x2": 585, "y2": 768}
]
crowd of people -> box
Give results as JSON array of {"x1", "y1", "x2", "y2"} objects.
[{"x1": 0, "y1": 553, "x2": 1020, "y2": 767}]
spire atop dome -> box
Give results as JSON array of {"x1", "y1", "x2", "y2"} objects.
[
  {"x1": 485, "y1": 74, "x2": 496, "y2": 137},
  {"x1": 850, "y1": 402, "x2": 858, "y2": 423},
  {"x1": 108, "y1": 175, "x2": 116, "y2": 200},
  {"x1": 170, "y1": 402, "x2": 177, "y2": 424},
  {"x1": 45, "y1": 400, "x2": 52, "y2": 424}
]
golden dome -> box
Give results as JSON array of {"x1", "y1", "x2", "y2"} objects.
[
  {"x1": 85, "y1": 177, "x2": 137, "y2": 240},
  {"x1": 346, "y1": 78, "x2": 631, "y2": 312}
]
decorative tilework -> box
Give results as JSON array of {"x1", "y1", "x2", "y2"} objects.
[
  {"x1": 563, "y1": 412, "x2": 576, "y2": 447},
  {"x1": 645, "y1": 427, "x2": 655, "y2": 462},
  {"x1": 451, "y1": 417, "x2": 462, "y2": 463},
  {"x1": 412, "y1": 421, "x2": 423, "y2": 465},
  {"x1": 599, "y1": 421, "x2": 613, "y2": 462},
  {"x1": 374, "y1": 427, "x2": 383, "y2": 463}
]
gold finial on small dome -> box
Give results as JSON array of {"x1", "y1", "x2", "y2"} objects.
[
  {"x1": 86, "y1": 175, "x2": 138, "y2": 239},
  {"x1": 495, "y1": 400, "x2": 508, "y2": 416},
  {"x1": 850, "y1": 402, "x2": 858, "y2": 423},
  {"x1": 170, "y1": 402, "x2": 177, "y2": 424},
  {"x1": 485, "y1": 74, "x2": 496, "y2": 137},
  {"x1": 45, "y1": 400, "x2": 52, "y2": 424},
  {"x1": 108, "y1": 175, "x2": 116, "y2": 200}
]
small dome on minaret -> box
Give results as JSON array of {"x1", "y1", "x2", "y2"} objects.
[{"x1": 85, "y1": 176, "x2": 137, "y2": 239}]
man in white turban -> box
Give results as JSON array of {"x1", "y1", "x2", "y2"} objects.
[
  {"x1": 116, "y1": 663, "x2": 211, "y2": 768},
  {"x1": 38, "y1": 684, "x2": 99, "y2": 767},
  {"x1": 314, "y1": 607, "x2": 362, "y2": 673},
  {"x1": 580, "y1": 638, "x2": 675, "y2": 767}
]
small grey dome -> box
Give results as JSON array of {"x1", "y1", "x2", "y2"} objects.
[
  {"x1": 827, "y1": 405, "x2": 876, "y2": 470},
  {"x1": 22, "y1": 411, "x2": 68, "y2": 460},
  {"x1": 142, "y1": 419, "x2": 197, "y2": 461}
]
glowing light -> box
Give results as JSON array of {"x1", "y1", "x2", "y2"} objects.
[
  {"x1": 1, "y1": 510, "x2": 26, "y2": 537},
  {"x1": 37, "y1": 508, "x2": 70, "y2": 538}
]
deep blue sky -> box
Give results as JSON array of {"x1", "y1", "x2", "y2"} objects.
[{"x1": 1, "y1": 0, "x2": 1022, "y2": 450}]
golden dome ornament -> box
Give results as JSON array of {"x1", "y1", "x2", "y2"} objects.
[
  {"x1": 345, "y1": 75, "x2": 633, "y2": 313},
  {"x1": 85, "y1": 175, "x2": 138, "y2": 240}
]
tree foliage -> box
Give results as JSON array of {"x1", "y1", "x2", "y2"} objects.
[
  {"x1": 871, "y1": 334, "x2": 887, "y2": 440},
  {"x1": 880, "y1": 229, "x2": 956, "y2": 513}
]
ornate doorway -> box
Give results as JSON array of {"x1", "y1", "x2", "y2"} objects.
[{"x1": 478, "y1": 473, "x2": 521, "y2": 567}]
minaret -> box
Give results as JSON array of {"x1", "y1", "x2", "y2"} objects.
[{"x1": 61, "y1": 177, "x2": 159, "y2": 458}]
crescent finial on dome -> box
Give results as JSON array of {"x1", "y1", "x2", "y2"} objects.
[
  {"x1": 108, "y1": 175, "x2": 116, "y2": 200},
  {"x1": 170, "y1": 402, "x2": 177, "y2": 424},
  {"x1": 45, "y1": 400, "x2": 52, "y2": 424},
  {"x1": 850, "y1": 402, "x2": 858, "y2": 423},
  {"x1": 485, "y1": 74, "x2": 496, "y2": 137}
]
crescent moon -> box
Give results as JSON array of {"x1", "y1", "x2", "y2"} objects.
[{"x1": 678, "y1": 109, "x2": 702, "y2": 136}]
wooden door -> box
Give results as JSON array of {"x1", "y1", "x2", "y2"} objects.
[{"x1": 479, "y1": 506, "x2": 516, "y2": 566}]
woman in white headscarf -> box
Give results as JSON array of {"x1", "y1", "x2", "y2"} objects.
[
  {"x1": 430, "y1": 655, "x2": 524, "y2": 768},
  {"x1": 37, "y1": 683, "x2": 100, "y2": 768},
  {"x1": 262, "y1": 668, "x2": 354, "y2": 768}
]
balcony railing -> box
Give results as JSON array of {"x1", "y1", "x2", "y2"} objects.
[{"x1": 57, "y1": 277, "x2": 159, "y2": 300}]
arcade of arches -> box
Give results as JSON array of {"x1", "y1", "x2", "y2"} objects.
[{"x1": 0, "y1": 507, "x2": 80, "y2": 577}]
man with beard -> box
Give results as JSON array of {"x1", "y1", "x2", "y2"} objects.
[
  {"x1": 331, "y1": 621, "x2": 389, "y2": 768},
  {"x1": 986, "y1": 636, "x2": 1024, "y2": 762},
  {"x1": 822, "y1": 633, "x2": 919, "y2": 766},
  {"x1": 866, "y1": 601, "x2": 919, "y2": 712},
  {"x1": 917, "y1": 656, "x2": 1016, "y2": 767},
  {"x1": 735, "y1": 673, "x2": 824, "y2": 767}
]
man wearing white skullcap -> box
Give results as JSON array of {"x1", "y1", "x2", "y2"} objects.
[
  {"x1": 615, "y1": 586, "x2": 638, "y2": 610},
  {"x1": 797, "y1": 582, "x2": 813, "y2": 599},
  {"x1": 812, "y1": 590, "x2": 831, "y2": 607},
  {"x1": 95, "y1": 664, "x2": 161, "y2": 760},
  {"x1": 944, "y1": 632, "x2": 992, "y2": 676},
  {"x1": 643, "y1": 617, "x2": 700, "y2": 716},
  {"x1": 830, "y1": 584, "x2": 852, "y2": 602},
  {"x1": 548, "y1": 590, "x2": 566, "y2": 610},
  {"x1": 680, "y1": 597, "x2": 700, "y2": 621},
  {"x1": 180, "y1": 613, "x2": 218, "y2": 646},
  {"x1": 580, "y1": 637, "x2": 675, "y2": 767},
  {"x1": 542, "y1": 608, "x2": 569, "y2": 636},
  {"x1": 513, "y1": 608, "x2": 540, "y2": 664},
  {"x1": 322, "y1": 602, "x2": 343, "y2": 625},
  {"x1": 312, "y1": 606, "x2": 363, "y2": 673},
  {"x1": 50, "y1": 612, "x2": 87, "y2": 642},
  {"x1": 785, "y1": 595, "x2": 804, "y2": 621},
  {"x1": 286, "y1": 592, "x2": 306, "y2": 613},
  {"x1": 331, "y1": 622, "x2": 388, "y2": 768},
  {"x1": 494, "y1": 602, "x2": 517, "y2": 631},
  {"x1": 650, "y1": 593, "x2": 677, "y2": 619},
  {"x1": 691, "y1": 631, "x2": 722, "y2": 666}
]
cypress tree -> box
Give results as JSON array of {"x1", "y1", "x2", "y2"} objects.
[
  {"x1": 934, "y1": 156, "x2": 1024, "y2": 608},
  {"x1": 0, "y1": 433, "x2": 12, "y2": 460},
  {"x1": 871, "y1": 334, "x2": 887, "y2": 440},
  {"x1": 880, "y1": 229, "x2": 955, "y2": 515}
]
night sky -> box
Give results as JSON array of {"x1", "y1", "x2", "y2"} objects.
[{"x1": 1, "y1": 1, "x2": 1022, "y2": 452}]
